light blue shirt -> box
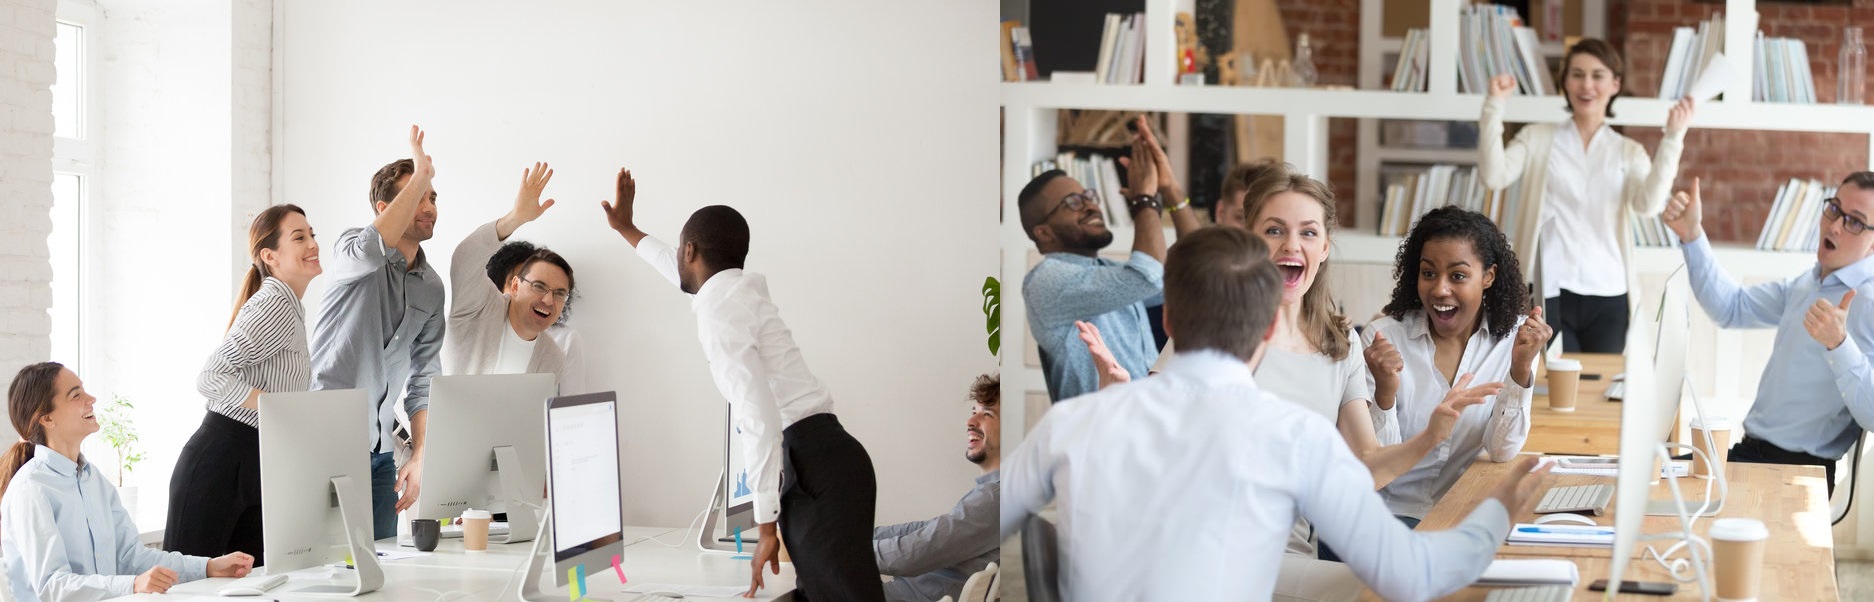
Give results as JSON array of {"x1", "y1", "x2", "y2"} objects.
[
  {"x1": 1, "y1": 446, "x2": 208, "y2": 602},
  {"x1": 1022, "y1": 251, "x2": 1163, "y2": 402},
  {"x1": 1682, "y1": 236, "x2": 1874, "y2": 458}
]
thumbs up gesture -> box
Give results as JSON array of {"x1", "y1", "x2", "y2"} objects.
[{"x1": 1806, "y1": 290, "x2": 1859, "y2": 350}]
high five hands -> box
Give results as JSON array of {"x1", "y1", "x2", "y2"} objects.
[{"x1": 495, "y1": 162, "x2": 555, "y2": 239}]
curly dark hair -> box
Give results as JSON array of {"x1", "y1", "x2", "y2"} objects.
[
  {"x1": 485, "y1": 240, "x2": 576, "y2": 324},
  {"x1": 1381, "y1": 206, "x2": 1529, "y2": 339}
]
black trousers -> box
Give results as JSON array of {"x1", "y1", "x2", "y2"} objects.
[
  {"x1": 1729, "y1": 435, "x2": 1839, "y2": 498},
  {"x1": 779, "y1": 413, "x2": 884, "y2": 602},
  {"x1": 1544, "y1": 291, "x2": 1630, "y2": 353},
  {"x1": 164, "y1": 412, "x2": 265, "y2": 565}
]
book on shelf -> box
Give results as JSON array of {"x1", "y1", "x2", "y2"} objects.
[
  {"x1": 1658, "y1": 15, "x2": 1728, "y2": 100},
  {"x1": 1091, "y1": 12, "x2": 1145, "y2": 85},
  {"x1": 1013, "y1": 26, "x2": 1039, "y2": 81},
  {"x1": 1751, "y1": 33, "x2": 1819, "y2": 103},
  {"x1": 1391, "y1": 29, "x2": 1430, "y2": 92},
  {"x1": 1001, "y1": 21, "x2": 1021, "y2": 82},
  {"x1": 1758, "y1": 178, "x2": 1837, "y2": 251},
  {"x1": 1455, "y1": 5, "x2": 1551, "y2": 95}
]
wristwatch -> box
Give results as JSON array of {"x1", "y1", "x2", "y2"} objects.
[{"x1": 1127, "y1": 193, "x2": 1163, "y2": 214}]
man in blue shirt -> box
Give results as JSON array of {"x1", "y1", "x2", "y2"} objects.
[
  {"x1": 1662, "y1": 173, "x2": 1874, "y2": 496},
  {"x1": 1019, "y1": 117, "x2": 1196, "y2": 401}
]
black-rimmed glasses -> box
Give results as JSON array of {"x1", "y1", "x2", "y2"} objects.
[{"x1": 1823, "y1": 198, "x2": 1871, "y2": 236}]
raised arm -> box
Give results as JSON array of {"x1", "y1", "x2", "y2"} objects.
[
  {"x1": 452, "y1": 163, "x2": 555, "y2": 319},
  {"x1": 1625, "y1": 98, "x2": 1693, "y2": 216},
  {"x1": 1477, "y1": 76, "x2": 1531, "y2": 191},
  {"x1": 373, "y1": 125, "x2": 435, "y2": 247},
  {"x1": 1663, "y1": 179, "x2": 1793, "y2": 327},
  {"x1": 1133, "y1": 115, "x2": 1201, "y2": 237},
  {"x1": 1124, "y1": 131, "x2": 1170, "y2": 263},
  {"x1": 601, "y1": 168, "x2": 649, "y2": 247}
]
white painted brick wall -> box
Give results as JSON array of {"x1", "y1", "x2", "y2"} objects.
[{"x1": 0, "y1": 0, "x2": 58, "y2": 392}]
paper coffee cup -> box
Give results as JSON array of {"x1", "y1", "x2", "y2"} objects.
[
  {"x1": 1691, "y1": 416, "x2": 1733, "y2": 479},
  {"x1": 1711, "y1": 518, "x2": 1769, "y2": 601},
  {"x1": 461, "y1": 508, "x2": 493, "y2": 552},
  {"x1": 1545, "y1": 359, "x2": 1582, "y2": 412}
]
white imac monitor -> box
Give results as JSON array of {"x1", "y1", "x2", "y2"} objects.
[
  {"x1": 545, "y1": 391, "x2": 625, "y2": 586},
  {"x1": 258, "y1": 389, "x2": 383, "y2": 595},
  {"x1": 413, "y1": 373, "x2": 556, "y2": 544},
  {"x1": 1608, "y1": 272, "x2": 1705, "y2": 593},
  {"x1": 698, "y1": 402, "x2": 757, "y2": 553}
]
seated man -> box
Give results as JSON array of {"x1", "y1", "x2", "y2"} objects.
[
  {"x1": 1661, "y1": 174, "x2": 1874, "y2": 497},
  {"x1": 1021, "y1": 117, "x2": 1197, "y2": 401},
  {"x1": 872, "y1": 374, "x2": 1001, "y2": 602},
  {"x1": 1000, "y1": 226, "x2": 1548, "y2": 600}
]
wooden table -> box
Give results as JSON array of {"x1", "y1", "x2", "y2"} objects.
[
  {"x1": 1379, "y1": 457, "x2": 1839, "y2": 601},
  {"x1": 1525, "y1": 353, "x2": 1627, "y2": 456}
]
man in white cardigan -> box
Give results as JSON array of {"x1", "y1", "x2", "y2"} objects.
[{"x1": 442, "y1": 162, "x2": 571, "y2": 385}]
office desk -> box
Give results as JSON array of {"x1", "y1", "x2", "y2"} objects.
[
  {"x1": 1390, "y1": 458, "x2": 1838, "y2": 600},
  {"x1": 105, "y1": 525, "x2": 796, "y2": 602},
  {"x1": 1525, "y1": 353, "x2": 1625, "y2": 456}
]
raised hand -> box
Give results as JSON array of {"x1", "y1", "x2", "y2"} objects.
[
  {"x1": 1509, "y1": 307, "x2": 1551, "y2": 386},
  {"x1": 1124, "y1": 134, "x2": 1159, "y2": 201},
  {"x1": 1487, "y1": 74, "x2": 1517, "y2": 99},
  {"x1": 1489, "y1": 455, "x2": 1553, "y2": 514},
  {"x1": 1138, "y1": 115, "x2": 1181, "y2": 199},
  {"x1": 495, "y1": 162, "x2": 555, "y2": 239},
  {"x1": 1805, "y1": 290, "x2": 1858, "y2": 350},
  {"x1": 1666, "y1": 97, "x2": 1696, "y2": 134},
  {"x1": 1077, "y1": 320, "x2": 1133, "y2": 390},
  {"x1": 134, "y1": 566, "x2": 178, "y2": 594},
  {"x1": 409, "y1": 125, "x2": 434, "y2": 182},
  {"x1": 1423, "y1": 373, "x2": 1503, "y2": 444},
  {"x1": 1364, "y1": 331, "x2": 1404, "y2": 407},
  {"x1": 600, "y1": 168, "x2": 637, "y2": 232},
  {"x1": 1663, "y1": 177, "x2": 1705, "y2": 243}
]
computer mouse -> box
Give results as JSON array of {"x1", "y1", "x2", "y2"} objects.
[{"x1": 1534, "y1": 513, "x2": 1600, "y2": 526}]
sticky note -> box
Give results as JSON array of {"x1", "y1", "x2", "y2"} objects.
[
  {"x1": 568, "y1": 565, "x2": 587, "y2": 600},
  {"x1": 611, "y1": 555, "x2": 626, "y2": 584}
]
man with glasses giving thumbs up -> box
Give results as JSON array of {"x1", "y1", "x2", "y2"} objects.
[{"x1": 1661, "y1": 173, "x2": 1874, "y2": 496}]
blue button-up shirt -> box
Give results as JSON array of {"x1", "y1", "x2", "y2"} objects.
[
  {"x1": 310, "y1": 225, "x2": 446, "y2": 453},
  {"x1": 1682, "y1": 237, "x2": 1874, "y2": 459},
  {"x1": 2, "y1": 447, "x2": 208, "y2": 602},
  {"x1": 1023, "y1": 251, "x2": 1163, "y2": 401}
]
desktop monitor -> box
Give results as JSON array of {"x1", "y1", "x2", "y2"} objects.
[
  {"x1": 723, "y1": 403, "x2": 756, "y2": 534},
  {"x1": 1608, "y1": 271, "x2": 1704, "y2": 593},
  {"x1": 412, "y1": 373, "x2": 557, "y2": 544},
  {"x1": 545, "y1": 391, "x2": 625, "y2": 587},
  {"x1": 258, "y1": 389, "x2": 383, "y2": 595}
]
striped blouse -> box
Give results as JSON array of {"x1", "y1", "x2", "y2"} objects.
[{"x1": 197, "y1": 276, "x2": 312, "y2": 428}]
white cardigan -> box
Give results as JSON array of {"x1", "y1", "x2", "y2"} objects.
[
  {"x1": 442, "y1": 220, "x2": 566, "y2": 386},
  {"x1": 1476, "y1": 96, "x2": 1687, "y2": 301}
]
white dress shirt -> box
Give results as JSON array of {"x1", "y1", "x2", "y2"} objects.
[
  {"x1": 1370, "y1": 311, "x2": 1534, "y2": 519},
  {"x1": 1540, "y1": 122, "x2": 1631, "y2": 298},
  {"x1": 2, "y1": 447, "x2": 209, "y2": 602},
  {"x1": 1001, "y1": 350, "x2": 1512, "y2": 601},
  {"x1": 636, "y1": 236, "x2": 834, "y2": 524}
]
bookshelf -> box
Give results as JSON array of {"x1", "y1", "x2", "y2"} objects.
[{"x1": 999, "y1": 0, "x2": 1874, "y2": 448}]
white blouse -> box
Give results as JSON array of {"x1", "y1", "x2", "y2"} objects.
[{"x1": 1540, "y1": 121, "x2": 1632, "y2": 298}]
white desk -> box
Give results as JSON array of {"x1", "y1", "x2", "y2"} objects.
[{"x1": 103, "y1": 526, "x2": 797, "y2": 602}]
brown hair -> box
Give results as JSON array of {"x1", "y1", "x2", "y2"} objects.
[
  {"x1": 969, "y1": 373, "x2": 999, "y2": 408},
  {"x1": 0, "y1": 362, "x2": 65, "y2": 501},
  {"x1": 1214, "y1": 159, "x2": 1280, "y2": 224},
  {"x1": 1843, "y1": 171, "x2": 1874, "y2": 191},
  {"x1": 1561, "y1": 38, "x2": 1624, "y2": 118},
  {"x1": 368, "y1": 159, "x2": 437, "y2": 212},
  {"x1": 1240, "y1": 165, "x2": 1352, "y2": 360},
  {"x1": 1162, "y1": 227, "x2": 1282, "y2": 362},
  {"x1": 230, "y1": 204, "x2": 307, "y2": 330}
]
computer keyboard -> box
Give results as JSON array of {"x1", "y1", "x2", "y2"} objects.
[
  {"x1": 1485, "y1": 585, "x2": 1571, "y2": 602},
  {"x1": 438, "y1": 521, "x2": 511, "y2": 538},
  {"x1": 215, "y1": 572, "x2": 288, "y2": 596},
  {"x1": 629, "y1": 595, "x2": 684, "y2": 602},
  {"x1": 1535, "y1": 484, "x2": 1614, "y2": 515}
]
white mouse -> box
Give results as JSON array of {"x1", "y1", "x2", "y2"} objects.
[{"x1": 1534, "y1": 513, "x2": 1600, "y2": 526}]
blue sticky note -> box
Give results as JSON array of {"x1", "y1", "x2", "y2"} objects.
[{"x1": 568, "y1": 565, "x2": 587, "y2": 600}]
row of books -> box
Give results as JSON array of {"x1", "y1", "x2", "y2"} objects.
[
  {"x1": 1455, "y1": 5, "x2": 1553, "y2": 96},
  {"x1": 1757, "y1": 178, "x2": 1839, "y2": 251},
  {"x1": 1390, "y1": 29, "x2": 1431, "y2": 92},
  {"x1": 998, "y1": 21, "x2": 1039, "y2": 82},
  {"x1": 1753, "y1": 33, "x2": 1819, "y2": 104},
  {"x1": 1376, "y1": 165, "x2": 1527, "y2": 242},
  {"x1": 1030, "y1": 152, "x2": 1135, "y2": 229},
  {"x1": 1093, "y1": 12, "x2": 1148, "y2": 85},
  {"x1": 1657, "y1": 15, "x2": 1726, "y2": 101},
  {"x1": 1629, "y1": 214, "x2": 1680, "y2": 248}
]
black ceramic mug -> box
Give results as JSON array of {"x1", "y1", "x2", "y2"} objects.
[{"x1": 412, "y1": 518, "x2": 441, "y2": 552}]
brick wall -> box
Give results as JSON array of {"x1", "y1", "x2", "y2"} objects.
[
  {"x1": 1276, "y1": 0, "x2": 1361, "y2": 222},
  {"x1": 0, "y1": 0, "x2": 58, "y2": 388},
  {"x1": 1614, "y1": 0, "x2": 1872, "y2": 244}
]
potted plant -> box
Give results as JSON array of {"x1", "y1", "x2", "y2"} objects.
[{"x1": 97, "y1": 394, "x2": 145, "y2": 514}]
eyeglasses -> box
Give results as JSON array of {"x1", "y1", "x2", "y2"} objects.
[
  {"x1": 1044, "y1": 190, "x2": 1103, "y2": 219},
  {"x1": 516, "y1": 276, "x2": 571, "y2": 303},
  {"x1": 1823, "y1": 198, "x2": 1871, "y2": 236}
]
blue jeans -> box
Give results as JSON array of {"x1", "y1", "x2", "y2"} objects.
[{"x1": 370, "y1": 452, "x2": 397, "y2": 540}]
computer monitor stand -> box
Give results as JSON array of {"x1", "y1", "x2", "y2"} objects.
[
  {"x1": 513, "y1": 507, "x2": 612, "y2": 602},
  {"x1": 314, "y1": 475, "x2": 384, "y2": 596},
  {"x1": 696, "y1": 467, "x2": 751, "y2": 554},
  {"x1": 1625, "y1": 374, "x2": 1726, "y2": 597},
  {"x1": 493, "y1": 445, "x2": 541, "y2": 544}
]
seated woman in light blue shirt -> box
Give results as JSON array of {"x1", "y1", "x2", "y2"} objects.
[{"x1": 1, "y1": 362, "x2": 254, "y2": 602}]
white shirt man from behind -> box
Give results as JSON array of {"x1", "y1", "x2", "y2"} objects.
[{"x1": 999, "y1": 226, "x2": 1549, "y2": 601}]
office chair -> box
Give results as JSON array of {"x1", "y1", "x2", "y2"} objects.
[{"x1": 1021, "y1": 516, "x2": 1061, "y2": 602}]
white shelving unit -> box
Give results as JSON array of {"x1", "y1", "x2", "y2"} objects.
[{"x1": 1000, "y1": 0, "x2": 1874, "y2": 450}]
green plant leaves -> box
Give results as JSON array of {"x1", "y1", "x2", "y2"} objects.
[{"x1": 982, "y1": 277, "x2": 1001, "y2": 356}]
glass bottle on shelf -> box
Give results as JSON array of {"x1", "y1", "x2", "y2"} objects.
[
  {"x1": 1290, "y1": 33, "x2": 1318, "y2": 88},
  {"x1": 1841, "y1": 26, "x2": 1867, "y2": 105}
]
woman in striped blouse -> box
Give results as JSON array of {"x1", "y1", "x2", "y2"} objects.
[{"x1": 162, "y1": 204, "x2": 322, "y2": 563}]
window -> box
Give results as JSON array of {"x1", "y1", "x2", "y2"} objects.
[{"x1": 50, "y1": 1, "x2": 96, "y2": 372}]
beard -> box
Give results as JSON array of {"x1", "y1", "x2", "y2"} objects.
[
  {"x1": 967, "y1": 448, "x2": 989, "y2": 465},
  {"x1": 1054, "y1": 224, "x2": 1115, "y2": 252}
]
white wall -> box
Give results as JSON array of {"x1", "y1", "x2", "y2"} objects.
[
  {"x1": 0, "y1": 0, "x2": 57, "y2": 409},
  {"x1": 279, "y1": 1, "x2": 999, "y2": 527}
]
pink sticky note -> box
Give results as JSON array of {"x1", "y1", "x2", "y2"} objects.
[{"x1": 611, "y1": 555, "x2": 626, "y2": 584}]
